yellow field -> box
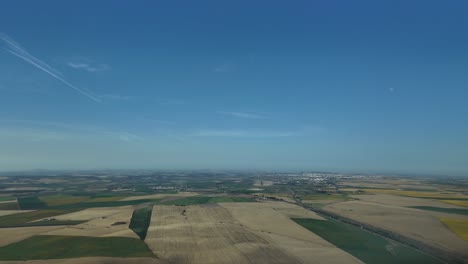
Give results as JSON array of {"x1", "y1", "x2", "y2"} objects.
[
  {"x1": 440, "y1": 218, "x2": 468, "y2": 241},
  {"x1": 84, "y1": 196, "x2": 126, "y2": 202},
  {"x1": 40, "y1": 195, "x2": 89, "y2": 206},
  {"x1": 301, "y1": 194, "x2": 344, "y2": 200},
  {"x1": 441, "y1": 200, "x2": 468, "y2": 207},
  {"x1": 363, "y1": 189, "x2": 468, "y2": 199}
]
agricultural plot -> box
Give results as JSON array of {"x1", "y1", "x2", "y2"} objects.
[
  {"x1": 0, "y1": 202, "x2": 19, "y2": 210},
  {"x1": 40, "y1": 195, "x2": 89, "y2": 207},
  {"x1": 293, "y1": 218, "x2": 442, "y2": 264},
  {"x1": 160, "y1": 196, "x2": 254, "y2": 206},
  {"x1": 34, "y1": 206, "x2": 133, "y2": 221},
  {"x1": 49, "y1": 198, "x2": 157, "y2": 210},
  {"x1": 323, "y1": 200, "x2": 468, "y2": 257},
  {"x1": 410, "y1": 206, "x2": 468, "y2": 215},
  {"x1": 17, "y1": 197, "x2": 47, "y2": 210},
  {"x1": 361, "y1": 189, "x2": 468, "y2": 200},
  {"x1": 0, "y1": 209, "x2": 83, "y2": 228},
  {"x1": 0, "y1": 257, "x2": 164, "y2": 264},
  {"x1": 120, "y1": 192, "x2": 198, "y2": 201},
  {"x1": 441, "y1": 200, "x2": 468, "y2": 207},
  {"x1": 0, "y1": 210, "x2": 32, "y2": 217},
  {"x1": 439, "y1": 218, "x2": 468, "y2": 241},
  {"x1": 42, "y1": 209, "x2": 138, "y2": 238},
  {"x1": 0, "y1": 235, "x2": 155, "y2": 260},
  {"x1": 146, "y1": 202, "x2": 362, "y2": 264},
  {"x1": 0, "y1": 226, "x2": 65, "y2": 247},
  {"x1": 129, "y1": 206, "x2": 153, "y2": 240},
  {"x1": 351, "y1": 194, "x2": 463, "y2": 208}
]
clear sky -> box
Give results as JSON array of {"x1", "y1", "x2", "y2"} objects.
[{"x1": 1, "y1": 1, "x2": 467, "y2": 175}]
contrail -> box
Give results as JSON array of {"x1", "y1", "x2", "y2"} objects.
[{"x1": 0, "y1": 33, "x2": 101, "y2": 103}]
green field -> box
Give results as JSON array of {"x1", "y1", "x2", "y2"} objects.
[
  {"x1": 129, "y1": 207, "x2": 153, "y2": 240},
  {"x1": 161, "y1": 196, "x2": 254, "y2": 206},
  {"x1": 0, "y1": 235, "x2": 155, "y2": 260},
  {"x1": 50, "y1": 198, "x2": 158, "y2": 210},
  {"x1": 409, "y1": 206, "x2": 468, "y2": 215},
  {"x1": 0, "y1": 196, "x2": 16, "y2": 202},
  {"x1": 292, "y1": 218, "x2": 442, "y2": 264},
  {"x1": 17, "y1": 196, "x2": 48, "y2": 210},
  {"x1": 0, "y1": 209, "x2": 83, "y2": 227},
  {"x1": 0, "y1": 202, "x2": 19, "y2": 210}
]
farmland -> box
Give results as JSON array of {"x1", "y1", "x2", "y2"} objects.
[
  {"x1": 0, "y1": 171, "x2": 467, "y2": 263},
  {"x1": 129, "y1": 207, "x2": 153, "y2": 240},
  {"x1": 440, "y1": 218, "x2": 468, "y2": 241},
  {"x1": 293, "y1": 218, "x2": 442, "y2": 264},
  {"x1": 145, "y1": 203, "x2": 362, "y2": 264},
  {"x1": 0, "y1": 235, "x2": 154, "y2": 260}
]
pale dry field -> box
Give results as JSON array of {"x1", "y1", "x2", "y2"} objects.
[
  {"x1": 323, "y1": 200, "x2": 468, "y2": 256},
  {"x1": 0, "y1": 257, "x2": 167, "y2": 264},
  {"x1": 43, "y1": 209, "x2": 138, "y2": 238},
  {"x1": 119, "y1": 192, "x2": 198, "y2": 202},
  {"x1": 0, "y1": 200, "x2": 16, "y2": 204},
  {"x1": 351, "y1": 194, "x2": 464, "y2": 208},
  {"x1": 35, "y1": 206, "x2": 134, "y2": 221},
  {"x1": 253, "y1": 180, "x2": 273, "y2": 187},
  {"x1": 0, "y1": 210, "x2": 32, "y2": 217},
  {"x1": 0, "y1": 226, "x2": 65, "y2": 247},
  {"x1": 146, "y1": 202, "x2": 362, "y2": 264}
]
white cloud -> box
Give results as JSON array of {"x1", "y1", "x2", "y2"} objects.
[
  {"x1": 218, "y1": 111, "x2": 266, "y2": 119},
  {"x1": 68, "y1": 61, "x2": 109, "y2": 72}
]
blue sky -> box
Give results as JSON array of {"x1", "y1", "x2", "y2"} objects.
[{"x1": 1, "y1": 0, "x2": 467, "y2": 175}]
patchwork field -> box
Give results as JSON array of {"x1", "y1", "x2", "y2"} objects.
[
  {"x1": 0, "y1": 226, "x2": 65, "y2": 247},
  {"x1": 0, "y1": 257, "x2": 165, "y2": 264},
  {"x1": 36, "y1": 206, "x2": 134, "y2": 221},
  {"x1": 323, "y1": 200, "x2": 468, "y2": 257},
  {"x1": 440, "y1": 218, "x2": 468, "y2": 241},
  {"x1": 0, "y1": 210, "x2": 32, "y2": 217},
  {"x1": 350, "y1": 194, "x2": 464, "y2": 208},
  {"x1": 360, "y1": 189, "x2": 468, "y2": 200},
  {"x1": 146, "y1": 202, "x2": 362, "y2": 264},
  {"x1": 293, "y1": 218, "x2": 442, "y2": 264},
  {"x1": 120, "y1": 192, "x2": 198, "y2": 201},
  {"x1": 0, "y1": 235, "x2": 155, "y2": 260},
  {"x1": 42, "y1": 209, "x2": 138, "y2": 238}
]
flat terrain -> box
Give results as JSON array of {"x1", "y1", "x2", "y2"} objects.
[
  {"x1": 0, "y1": 226, "x2": 65, "y2": 247},
  {"x1": 0, "y1": 210, "x2": 32, "y2": 217},
  {"x1": 36, "y1": 206, "x2": 134, "y2": 221},
  {"x1": 120, "y1": 192, "x2": 198, "y2": 201},
  {"x1": 293, "y1": 218, "x2": 441, "y2": 264},
  {"x1": 1, "y1": 172, "x2": 467, "y2": 263},
  {"x1": 42, "y1": 209, "x2": 138, "y2": 238},
  {"x1": 440, "y1": 218, "x2": 468, "y2": 241},
  {"x1": 351, "y1": 194, "x2": 465, "y2": 208},
  {"x1": 0, "y1": 235, "x2": 154, "y2": 260},
  {"x1": 0, "y1": 257, "x2": 166, "y2": 264},
  {"x1": 146, "y1": 202, "x2": 362, "y2": 264},
  {"x1": 323, "y1": 200, "x2": 468, "y2": 257}
]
